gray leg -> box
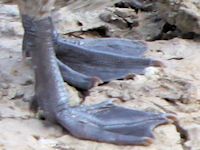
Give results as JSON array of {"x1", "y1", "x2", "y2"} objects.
[
  {"x1": 22, "y1": 15, "x2": 163, "y2": 90},
  {"x1": 17, "y1": 0, "x2": 176, "y2": 145}
]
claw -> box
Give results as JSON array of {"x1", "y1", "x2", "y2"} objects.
[
  {"x1": 90, "y1": 76, "x2": 103, "y2": 87},
  {"x1": 150, "y1": 60, "x2": 166, "y2": 68},
  {"x1": 57, "y1": 59, "x2": 102, "y2": 90},
  {"x1": 163, "y1": 114, "x2": 177, "y2": 123},
  {"x1": 143, "y1": 137, "x2": 154, "y2": 146}
]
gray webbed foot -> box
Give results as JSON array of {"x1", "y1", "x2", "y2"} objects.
[
  {"x1": 22, "y1": 15, "x2": 163, "y2": 90},
  {"x1": 57, "y1": 59, "x2": 103, "y2": 90},
  {"x1": 23, "y1": 15, "x2": 176, "y2": 146},
  {"x1": 56, "y1": 101, "x2": 176, "y2": 145},
  {"x1": 55, "y1": 37, "x2": 164, "y2": 89}
]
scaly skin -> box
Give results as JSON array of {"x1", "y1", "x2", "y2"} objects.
[
  {"x1": 3, "y1": 0, "x2": 177, "y2": 145},
  {"x1": 30, "y1": 15, "x2": 175, "y2": 146},
  {"x1": 22, "y1": 15, "x2": 164, "y2": 90}
]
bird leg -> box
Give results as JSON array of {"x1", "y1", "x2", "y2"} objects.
[
  {"x1": 17, "y1": 0, "x2": 176, "y2": 145},
  {"x1": 22, "y1": 15, "x2": 163, "y2": 90}
]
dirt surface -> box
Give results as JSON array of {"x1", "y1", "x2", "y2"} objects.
[{"x1": 0, "y1": 1, "x2": 200, "y2": 150}]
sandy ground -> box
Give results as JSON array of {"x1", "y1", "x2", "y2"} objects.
[{"x1": 0, "y1": 3, "x2": 200, "y2": 150}]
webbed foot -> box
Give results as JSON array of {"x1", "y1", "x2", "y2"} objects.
[
  {"x1": 55, "y1": 37, "x2": 163, "y2": 90},
  {"x1": 56, "y1": 101, "x2": 176, "y2": 145},
  {"x1": 22, "y1": 15, "x2": 164, "y2": 90},
  {"x1": 25, "y1": 15, "x2": 176, "y2": 146}
]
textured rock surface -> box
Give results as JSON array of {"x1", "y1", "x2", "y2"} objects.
[
  {"x1": 0, "y1": 1, "x2": 200, "y2": 150},
  {"x1": 157, "y1": 0, "x2": 200, "y2": 34}
]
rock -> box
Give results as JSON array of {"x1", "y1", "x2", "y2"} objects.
[
  {"x1": 0, "y1": 83, "x2": 9, "y2": 89},
  {"x1": 20, "y1": 78, "x2": 34, "y2": 86},
  {"x1": 53, "y1": 7, "x2": 105, "y2": 35},
  {"x1": 157, "y1": 0, "x2": 200, "y2": 34},
  {"x1": 54, "y1": 4, "x2": 165, "y2": 40},
  {"x1": 0, "y1": 20, "x2": 23, "y2": 36},
  {"x1": 89, "y1": 70, "x2": 199, "y2": 104},
  {"x1": 144, "y1": 67, "x2": 160, "y2": 79},
  {"x1": 100, "y1": 7, "x2": 138, "y2": 29},
  {"x1": 184, "y1": 125, "x2": 200, "y2": 150},
  {"x1": 0, "y1": 4, "x2": 19, "y2": 17},
  {"x1": 153, "y1": 125, "x2": 182, "y2": 150},
  {"x1": 0, "y1": 118, "x2": 62, "y2": 150},
  {"x1": 0, "y1": 103, "x2": 31, "y2": 118},
  {"x1": 7, "y1": 85, "x2": 24, "y2": 100},
  {"x1": 64, "y1": 83, "x2": 82, "y2": 106},
  {"x1": 38, "y1": 139, "x2": 58, "y2": 148}
]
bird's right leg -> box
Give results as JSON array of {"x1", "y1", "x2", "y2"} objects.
[{"x1": 21, "y1": 15, "x2": 164, "y2": 90}]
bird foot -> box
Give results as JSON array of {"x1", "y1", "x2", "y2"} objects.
[
  {"x1": 24, "y1": 15, "x2": 176, "y2": 146},
  {"x1": 22, "y1": 15, "x2": 164, "y2": 90},
  {"x1": 56, "y1": 100, "x2": 176, "y2": 145},
  {"x1": 55, "y1": 36, "x2": 164, "y2": 90}
]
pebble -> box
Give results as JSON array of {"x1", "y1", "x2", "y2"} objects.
[{"x1": 0, "y1": 83, "x2": 9, "y2": 89}]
